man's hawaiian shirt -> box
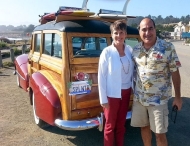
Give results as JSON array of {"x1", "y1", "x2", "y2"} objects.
[{"x1": 132, "y1": 38, "x2": 181, "y2": 106}]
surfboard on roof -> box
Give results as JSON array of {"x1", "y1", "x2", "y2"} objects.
[{"x1": 38, "y1": 0, "x2": 135, "y2": 24}]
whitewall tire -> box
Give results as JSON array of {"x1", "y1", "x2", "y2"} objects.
[
  {"x1": 32, "y1": 93, "x2": 48, "y2": 128},
  {"x1": 16, "y1": 73, "x2": 21, "y2": 87}
]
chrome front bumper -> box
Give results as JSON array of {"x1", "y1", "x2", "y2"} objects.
[
  {"x1": 55, "y1": 113, "x2": 104, "y2": 131},
  {"x1": 55, "y1": 111, "x2": 132, "y2": 131}
]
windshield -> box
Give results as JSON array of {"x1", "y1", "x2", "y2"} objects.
[
  {"x1": 72, "y1": 37, "x2": 139, "y2": 58},
  {"x1": 72, "y1": 37, "x2": 108, "y2": 58},
  {"x1": 125, "y1": 38, "x2": 139, "y2": 48}
]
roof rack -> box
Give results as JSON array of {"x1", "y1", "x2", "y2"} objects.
[
  {"x1": 39, "y1": 0, "x2": 135, "y2": 25},
  {"x1": 123, "y1": 0, "x2": 131, "y2": 15},
  {"x1": 82, "y1": 0, "x2": 88, "y2": 10}
]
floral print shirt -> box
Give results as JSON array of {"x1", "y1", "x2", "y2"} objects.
[{"x1": 132, "y1": 38, "x2": 181, "y2": 106}]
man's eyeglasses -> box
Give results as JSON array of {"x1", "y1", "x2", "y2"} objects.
[{"x1": 171, "y1": 105, "x2": 178, "y2": 124}]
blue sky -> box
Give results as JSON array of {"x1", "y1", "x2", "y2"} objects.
[{"x1": 0, "y1": 0, "x2": 189, "y2": 26}]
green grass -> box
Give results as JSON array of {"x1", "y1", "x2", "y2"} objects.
[{"x1": 2, "y1": 61, "x2": 15, "y2": 67}]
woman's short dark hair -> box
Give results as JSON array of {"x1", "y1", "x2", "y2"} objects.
[{"x1": 110, "y1": 19, "x2": 127, "y2": 33}]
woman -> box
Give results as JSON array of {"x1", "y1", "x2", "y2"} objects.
[{"x1": 98, "y1": 19, "x2": 133, "y2": 146}]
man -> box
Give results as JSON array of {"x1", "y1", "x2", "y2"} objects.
[{"x1": 131, "y1": 18, "x2": 182, "y2": 146}]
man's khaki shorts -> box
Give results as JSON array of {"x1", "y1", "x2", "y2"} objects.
[{"x1": 131, "y1": 101, "x2": 169, "y2": 134}]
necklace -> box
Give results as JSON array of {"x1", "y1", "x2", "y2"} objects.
[{"x1": 120, "y1": 56, "x2": 130, "y2": 74}]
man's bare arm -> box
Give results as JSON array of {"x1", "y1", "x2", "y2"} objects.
[{"x1": 171, "y1": 68, "x2": 182, "y2": 110}]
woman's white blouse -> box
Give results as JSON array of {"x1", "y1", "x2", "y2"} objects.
[{"x1": 98, "y1": 44, "x2": 134, "y2": 104}]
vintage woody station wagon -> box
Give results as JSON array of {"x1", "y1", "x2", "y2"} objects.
[{"x1": 14, "y1": 2, "x2": 140, "y2": 131}]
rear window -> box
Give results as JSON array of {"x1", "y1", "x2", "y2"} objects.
[
  {"x1": 72, "y1": 37, "x2": 108, "y2": 58},
  {"x1": 125, "y1": 38, "x2": 139, "y2": 48}
]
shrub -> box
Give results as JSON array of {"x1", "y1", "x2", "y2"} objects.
[
  {"x1": 25, "y1": 48, "x2": 30, "y2": 53},
  {"x1": 3, "y1": 61, "x2": 15, "y2": 67},
  {"x1": 13, "y1": 48, "x2": 22, "y2": 56},
  {"x1": 14, "y1": 47, "x2": 30, "y2": 55},
  {"x1": 0, "y1": 42, "x2": 8, "y2": 49},
  {"x1": 186, "y1": 39, "x2": 190, "y2": 43},
  {"x1": 1, "y1": 47, "x2": 30, "y2": 58}
]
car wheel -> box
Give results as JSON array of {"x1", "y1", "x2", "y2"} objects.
[
  {"x1": 16, "y1": 73, "x2": 21, "y2": 87},
  {"x1": 32, "y1": 93, "x2": 48, "y2": 128}
]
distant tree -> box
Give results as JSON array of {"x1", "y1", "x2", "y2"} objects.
[
  {"x1": 156, "y1": 29, "x2": 162, "y2": 38},
  {"x1": 151, "y1": 16, "x2": 157, "y2": 21},
  {"x1": 129, "y1": 15, "x2": 183, "y2": 31},
  {"x1": 181, "y1": 16, "x2": 185, "y2": 23},
  {"x1": 131, "y1": 23, "x2": 138, "y2": 29},
  {"x1": 24, "y1": 24, "x2": 35, "y2": 33},
  {"x1": 0, "y1": 25, "x2": 8, "y2": 32},
  {"x1": 147, "y1": 15, "x2": 151, "y2": 19},
  {"x1": 6, "y1": 25, "x2": 14, "y2": 31},
  {"x1": 185, "y1": 15, "x2": 190, "y2": 23},
  {"x1": 164, "y1": 16, "x2": 170, "y2": 24},
  {"x1": 156, "y1": 24, "x2": 164, "y2": 31},
  {"x1": 169, "y1": 15, "x2": 175, "y2": 23},
  {"x1": 11, "y1": 25, "x2": 25, "y2": 31},
  {"x1": 165, "y1": 25, "x2": 175, "y2": 32},
  {"x1": 174, "y1": 17, "x2": 180, "y2": 23},
  {"x1": 157, "y1": 15, "x2": 164, "y2": 24},
  {"x1": 127, "y1": 16, "x2": 144, "y2": 26}
]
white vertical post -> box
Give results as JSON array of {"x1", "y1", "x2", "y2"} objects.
[
  {"x1": 122, "y1": 0, "x2": 131, "y2": 15},
  {"x1": 22, "y1": 44, "x2": 27, "y2": 54},
  {"x1": 0, "y1": 50, "x2": 3, "y2": 67},
  {"x1": 82, "y1": 0, "x2": 88, "y2": 10},
  {"x1": 10, "y1": 48, "x2": 15, "y2": 62}
]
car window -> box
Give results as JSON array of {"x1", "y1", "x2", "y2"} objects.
[
  {"x1": 53, "y1": 34, "x2": 62, "y2": 58},
  {"x1": 43, "y1": 33, "x2": 62, "y2": 58},
  {"x1": 125, "y1": 38, "x2": 139, "y2": 48},
  {"x1": 72, "y1": 37, "x2": 108, "y2": 58},
  {"x1": 34, "y1": 34, "x2": 41, "y2": 52},
  {"x1": 43, "y1": 34, "x2": 52, "y2": 55}
]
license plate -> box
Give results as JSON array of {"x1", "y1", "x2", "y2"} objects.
[{"x1": 68, "y1": 80, "x2": 91, "y2": 95}]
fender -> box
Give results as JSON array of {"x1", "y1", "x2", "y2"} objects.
[
  {"x1": 14, "y1": 54, "x2": 29, "y2": 91},
  {"x1": 30, "y1": 71, "x2": 62, "y2": 125}
]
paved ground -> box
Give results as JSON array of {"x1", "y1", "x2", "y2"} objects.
[{"x1": 0, "y1": 40, "x2": 190, "y2": 146}]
